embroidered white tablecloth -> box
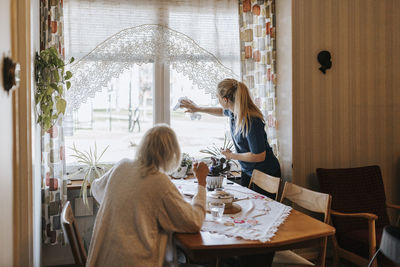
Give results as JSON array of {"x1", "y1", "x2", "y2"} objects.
[{"x1": 173, "y1": 178, "x2": 292, "y2": 243}]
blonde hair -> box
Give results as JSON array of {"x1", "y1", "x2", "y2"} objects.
[
  {"x1": 217, "y1": 78, "x2": 264, "y2": 136},
  {"x1": 135, "y1": 124, "x2": 181, "y2": 177}
]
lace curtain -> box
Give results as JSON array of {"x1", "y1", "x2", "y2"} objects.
[
  {"x1": 67, "y1": 24, "x2": 238, "y2": 110},
  {"x1": 64, "y1": 0, "x2": 240, "y2": 110},
  {"x1": 239, "y1": 0, "x2": 279, "y2": 158},
  {"x1": 40, "y1": 0, "x2": 68, "y2": 245}
]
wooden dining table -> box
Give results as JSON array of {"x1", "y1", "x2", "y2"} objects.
[
  {"x1": 174, "y1": 178, "x2": 336, "y2": 266},
  {"x1": 67, "y1": 174, "x2": 335, "y2": 266}
]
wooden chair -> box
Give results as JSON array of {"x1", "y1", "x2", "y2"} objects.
[
  {"x1": 61, "y1": 201, "x2": 87, "y2": 267},
  {"x1": 316, "y1": 166, "x2": 400, "y2": 267},
  {"x1": 272, "y1": 182, "x2": 332, "y2": 267},
  {"x1": 248, "y1": 169, "x2": 281, "y2": 200}
]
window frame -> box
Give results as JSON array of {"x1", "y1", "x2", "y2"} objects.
[{"x1": 153, "y1": 62, "x2": 171, "y2": 125}]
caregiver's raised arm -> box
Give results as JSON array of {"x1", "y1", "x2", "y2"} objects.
[{"x1": 180, "y1": 98, "x2": 224, "y2": 117}]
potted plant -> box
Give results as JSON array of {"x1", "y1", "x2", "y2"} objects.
[
  {"x1": 200, "y1": 133, "x2": 238, "y2": 178},
  {"x1": 69, "y1": 143, "x2": 110, "y2": 206},
  {"x1": 200, "y1": 133, "x2": 234, "y2": 159},
  {"x1": 208, "y1": 156, "x2": 230, "y2": 176},
  {"x1": 171, "y1": 153, "x2": 193, "y2": 179},
  {"x1": 206, "y1": 156, "x2": 231, "y2": 191},
  {"x1": 34, "y1": 46, "x2": 74, "y2": 131}
]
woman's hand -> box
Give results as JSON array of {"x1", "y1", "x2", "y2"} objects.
[
  {"x1": 193, "y1": 161, "x2": 208, "y2": 187},
  {"x1": 180, "y1": 98, "x2": 199, "y2": 113},
  {"x1": 220, "y1": 148, "x2": 233, "y2": 160}
]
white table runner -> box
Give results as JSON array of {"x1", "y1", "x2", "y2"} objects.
[{"x1": 173, "y1": 178, "x2": 292, "y2": 243}]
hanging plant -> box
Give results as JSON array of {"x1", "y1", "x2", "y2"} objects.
[{"x1": 34, "y1": 47, "x2": 74, "y2": 131}]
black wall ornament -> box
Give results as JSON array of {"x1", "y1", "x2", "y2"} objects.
[
  {"x1": 2, "y1": 56, "x2": 20, "y2": 94},
  {"x1": 317, "y1": 50, "x2": 332, "y2": 74}
]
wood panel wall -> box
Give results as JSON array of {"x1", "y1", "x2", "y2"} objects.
[{"x1": 292, "y1": 0, "x2": 400, "y2": 205}]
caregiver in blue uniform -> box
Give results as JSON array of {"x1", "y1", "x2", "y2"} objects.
[{"x1": 180, "y1": 78, "x2": 281, "y2": 190}]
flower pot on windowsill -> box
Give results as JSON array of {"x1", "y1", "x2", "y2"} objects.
[{"x1": 69, "y1": 143, "x2": 109, "y2": 206}]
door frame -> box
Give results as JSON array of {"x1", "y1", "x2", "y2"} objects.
[{"x1": 12, "y1": 0, "x2": 34, "y2": 266}]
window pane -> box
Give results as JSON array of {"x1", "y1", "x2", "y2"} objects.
[
  {"x1": 170, "y1": 69, "x2": 229, "y2": 158},
  {"x1": 65, "y1": 63, "x2": 154, "y2": 164}
]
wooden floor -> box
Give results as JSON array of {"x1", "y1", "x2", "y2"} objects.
[
  {"x1": 325, "y1": 258, "x2": 358, "y2": 267},
  {"x1": 215, "y1": 258, "x2": 359, "y2": 267},
  {"x1": 46, "y1": 257, "x2": 361, "y2": 267},
  {"x1": 175, "y1": 248, "x2": 360, "y2": 267}
]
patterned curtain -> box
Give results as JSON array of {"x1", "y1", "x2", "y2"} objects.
[
  {"x1": 239, "y1": 0, "x2": 278, "y2": 158},
  {"x1": 40, "y1": 0, "x2": 67, "y2": 245}
]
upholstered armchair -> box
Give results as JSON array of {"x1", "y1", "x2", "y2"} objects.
[{"x1": 316, "y1": 166, "x2": 400, "y2": 267}]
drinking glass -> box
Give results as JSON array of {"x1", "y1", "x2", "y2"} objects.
[{"x1": 209, "y1": 202, "x2": 225, "y2": 221}]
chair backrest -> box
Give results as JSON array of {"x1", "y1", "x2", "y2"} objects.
[
  {"x1": 248, "y1": 169, "x2": 281, "y2": 200},
  {"x1": 280, "y1": 182, "x2": 332, "y2": 266},
  {"x1": 316, "y1": 165, "x2": 390, "y2": 234},
  {"x1": 61, "y1": 201, "x2": 87, "y2": 267},
  {"x1": 280, "y1": 182, "x2": 331, "y2": 223}
]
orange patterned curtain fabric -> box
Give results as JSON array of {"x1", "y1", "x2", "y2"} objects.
[
  {"x1": 239, "y1": 0, "x2": 278, "y2": 158},
  {"x1": 40, "y1": 0, "x2": 67, "y2": 245},
  {"x1": 40, "y1": 0, "x2": 65, "y2": 57}
]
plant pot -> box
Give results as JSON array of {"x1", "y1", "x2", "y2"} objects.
[
  {"x1": 171, "y1": 166, "x2": 188, "y2": 179},
  {"x1": 206, "y1": 175, "x2": 225, "y2": 191}
]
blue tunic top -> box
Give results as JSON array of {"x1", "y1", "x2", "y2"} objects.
[{"x1": 224, "y1": 109, "x2": 280, "y2": 177}]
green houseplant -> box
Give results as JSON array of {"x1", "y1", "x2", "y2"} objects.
[
  {"x1": 200, "y1": 133, "x2": 238, "y2": 168},
  {"x1": 206, "y1": 156, "x2": 231, "y2": 191},
  {"x1": 200, "y1": 134, "x2": 239, "y2": 190},
  {"x1": 200, "y1": 133, "x2": 234, "y2": 158},
  {"x1": 171, "y1": 153, "x2": 193, "y2": 178},
  {"x1": 70, "y1": 143, "x2": 110, "y2": 206},
  {"x1": 35, "y1": 47, "x2": 74, "y2": 131},
  {"x1": 181, "y1": 153, "x2": 193, "y2": 173}
]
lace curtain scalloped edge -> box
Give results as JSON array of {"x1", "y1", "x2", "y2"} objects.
[{"x1": 67, "y1": 24, "x2": 239, "y2": 110}]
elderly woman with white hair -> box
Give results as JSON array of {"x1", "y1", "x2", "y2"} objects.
[{"x1": 86, "y1": 124, "x2": 208, "y2": 267}]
